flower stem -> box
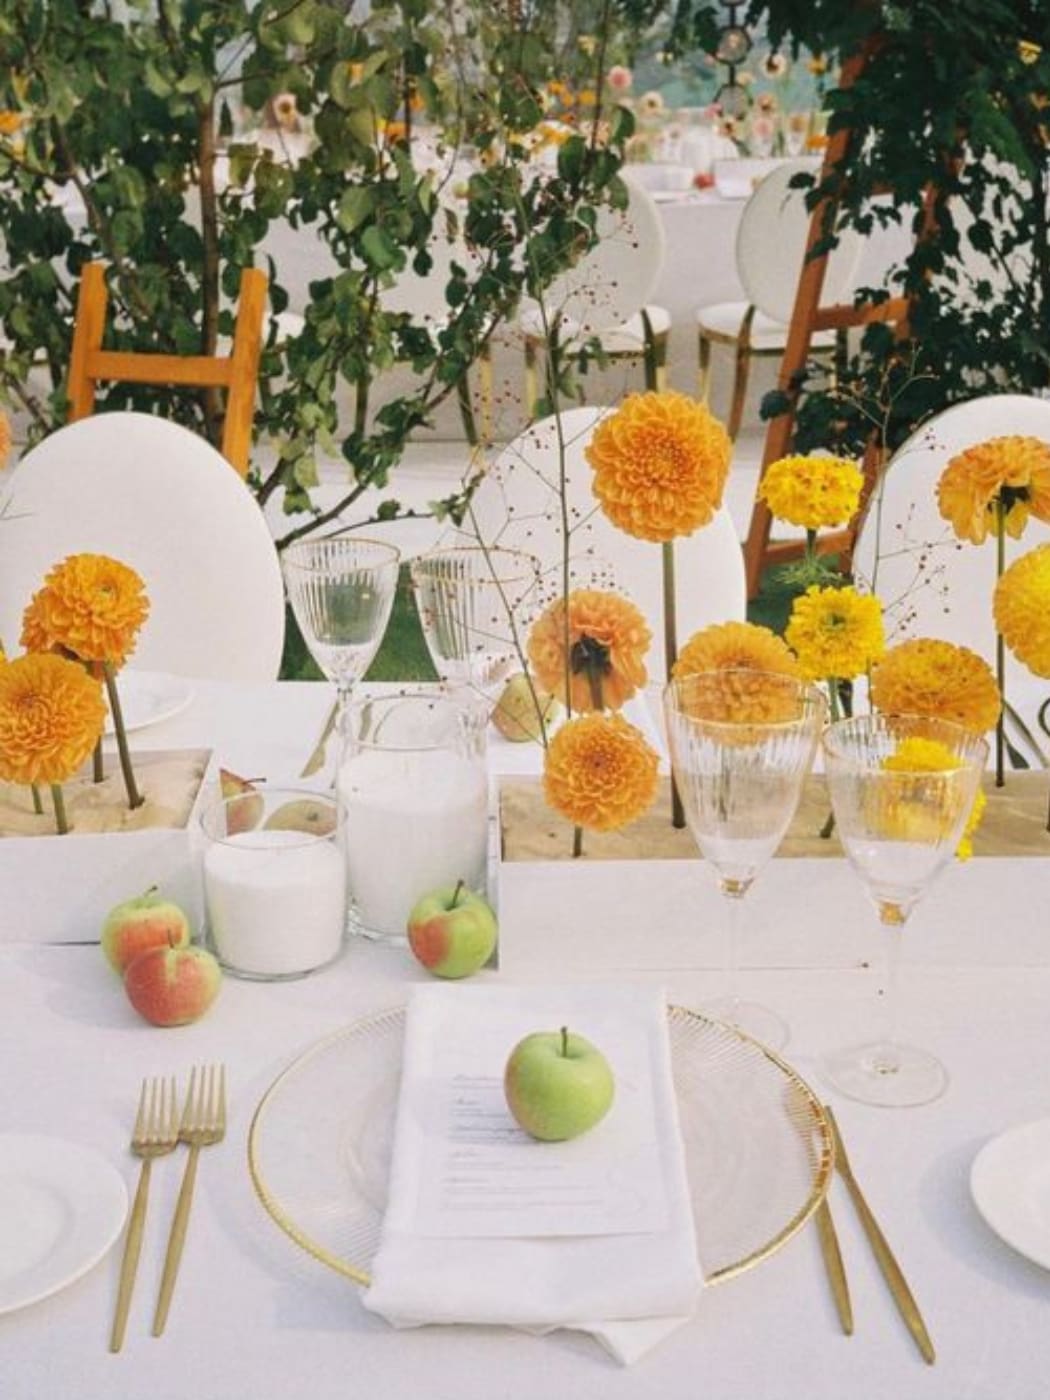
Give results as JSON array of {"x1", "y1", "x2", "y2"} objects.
[
  {"x1": 50, "y1": 784, "x2": 69, "y2": 835},
  {"x1": 662, "y1": 540, "x2": 686, "y2": 829},
  {"x1": 820, "y1": 677, "x2": 840, "y2": 839},
  {"x1": 572, "y1": 824, "x2": 583, "y2": 859},
  {"x1": 93, "y1": 739, "x2": 104, "y2": 784},
  {"x1": 996, "y1": 505, "x2": 1006, "y2": 789},
  {"x1": 30, "y1": 784, "x2": 43, "y2": 815},
  {"x1": 102, "y1": 663, "x2": 143, "y2": 809}
]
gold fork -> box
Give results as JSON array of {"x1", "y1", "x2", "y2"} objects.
[
  {"x1": 110, "y1": 1076, "x2": 180, "y2": 1353},
  {"x1": 152, "y1": 1064, "x2": 227, "y2": 1337}
]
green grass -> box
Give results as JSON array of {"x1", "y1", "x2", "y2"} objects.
[{"x1": 279, "y1": 563, "x2": 808, "y2": 683}]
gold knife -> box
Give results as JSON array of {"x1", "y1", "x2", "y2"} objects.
[
  {"x1": 299, "y1": 700, "x2": 339, "y2": 778},
  {"x1": 825, "y1": 1105, "x2": 936, "y2": 1365},
  {"x1": 815, "y1": 1198, "x2": 853, "y2": 1335}
]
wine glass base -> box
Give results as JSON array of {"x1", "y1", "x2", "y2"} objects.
[
  {"x1": 701, "y1": 997, "x2": 789, "y2": 1052},
  {"x1": 822, "y1": 1041, "x2": 948, "y2": 1108}
]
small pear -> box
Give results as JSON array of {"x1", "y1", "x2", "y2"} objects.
[
  {"x1": 220, "y1": 768, "x2": 264, "y2": 835},
  {"x1": 491, "y1": 673, "x2": 559, "y2": 743},
  {"x1": 264, "y1": 798, "x2": 338, "y2": 838}
]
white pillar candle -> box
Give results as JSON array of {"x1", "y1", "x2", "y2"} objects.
[
  {"x1": 339, "y1": 746, "x2": 488, "y2": 938},
  {"x1": 203, "y1": 829, "x2": 346, "y2": 978}
]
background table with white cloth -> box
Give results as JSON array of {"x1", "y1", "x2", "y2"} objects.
[{"x1": 3, "y1": 679, "x2": 1050, "y2": 1399}]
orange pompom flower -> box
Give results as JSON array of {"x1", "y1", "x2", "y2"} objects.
[
  {"x1": 527, "y1": 589, "x2": 651, "y2": 713},
  {"x1": 673, "y1": 620, "x2": 802, "y2": 681},
  {"x1": 21, "y1": 553, "x2": 149, "y2": 668},
  {"x1": 543, "y1": 713, "x2": 659, "y2": 831},
  {"x1": 936, "y1": 435, "x2": 1050, "y2": 544},
  {"x1": 0, "y1": 407, "x2": 11, "y2": 469},
  {"x1": 870, "y1": 638, "x2": 1001, "y2": 734},
  {"x1": 585, "y1": 391, "x2": 731, "y2": 542},
  {"x1": 0, "y1": 652, "x2": 106, "y2": 786},
  {"x1": 993, "y1": 543, "x2": 1050, "y2": 678}
]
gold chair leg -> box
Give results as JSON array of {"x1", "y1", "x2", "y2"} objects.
[
  {"x1": 524, "y1": 338, "x2": 539, "y2": 421},
  {"x1": 726, "y1": 306, "x2": 757, "y2": 442},
  {"x1": 698, "y1": 333, "x2": 713, "y2": 403}
]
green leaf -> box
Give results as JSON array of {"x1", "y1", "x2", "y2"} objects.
[{"x1": 336, "y1": 186, "x2": 375, "y2": 233}]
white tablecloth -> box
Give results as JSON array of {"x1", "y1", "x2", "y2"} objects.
[{"x1": 4, "y1": 679, "x2": 1049, "y2": 1400}]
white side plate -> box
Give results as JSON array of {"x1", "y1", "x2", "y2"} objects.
[
  {"x1": 0, "y1": 1135, "x2": 128, "y2": 1315},
  {"x1": 104, "y1": 669, "x2": 194, "y2": 734},
  {"x1": 971, "y1": 1117, "x2": 1050, "y2": 1270}
]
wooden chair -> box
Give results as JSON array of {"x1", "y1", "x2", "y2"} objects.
[{"x1": 66, "y1": 262, "x2": 268, "y2": 478}]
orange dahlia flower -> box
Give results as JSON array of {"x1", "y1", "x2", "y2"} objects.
[
  {"x1": 22, "y1": 553, "x2": 149, "y2": 667},
  {"x1": 936, "y1": 435, "x2": 1050, "y2": 544},
  {"x1": 0, "y1": 652, "x2": 106, "y2": 786},
  {"x1": 994, "y1": 543, "x2": 1050, "y2": 678},
  {"x1": 585, "y1": 392, "x2": 731, "y2": 542},
  {"x1": 870, "y1": 638, "x2": 1001, "y2": 733},
  {"x1": 673, "y1": 620, "x2": 801, "y2": 682},
  {"x1": 0, "y1": 407, "x2": 11, "y2": 469},
  {"x1": 527, "y1": 589, "x2": 651, "y2": 712},
  {"x1": 543, "y1": 713, "x2": 659, "y2": 831}
]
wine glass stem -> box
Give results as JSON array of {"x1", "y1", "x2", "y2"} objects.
[
  {"x1": 873, "y1": 913, "x2": 905, "y2": 1073},
  {"x1": 723, "y1": 888, "x2": 744, "y2": 1026},
  {"x1": 333, "y1": 681, "x2": 355, "y2": 776}
]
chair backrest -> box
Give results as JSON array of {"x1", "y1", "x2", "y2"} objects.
[
  {"x1": 66, "y1": 262, "x2": 268, "y2": 478},
  {"x1": 852, "y1": 393, "x2": 1050, "y2": 666},
  {"x1": 736, "y1": 161, "x2": 865, "y2": 325},
  {"x1": 518, "y1": 176, "x2": 666, "y2": 338},
  {"x1": 449, "y1": 405, "x2": 746, "y2": 683},
  {"x1": 0, "y1": 413, "x2": 285, "y2": 681}
]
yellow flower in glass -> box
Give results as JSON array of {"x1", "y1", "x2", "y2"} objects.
[
  {"x1": 543, "y1": 713, "x2": 659, "y2": 833},
  {"x1": 585, "y1": 391, "x2": 731, "y2": 543},
  {"x1": 673, "y1": 619, "x2": 802, "y2": 680},
  {"x1": 881, "y1": 736, "x2": 986, "y2": 861},
  {"x1": 527, "y1": 589, "x2": 650, "y2": 713},
  {"x1": 785, "y1": 585, "x2": 885, "y2": 683},
  {"x1": 870, "y1": 638, "x2": 1001, "y2": 734},
  {"x1": 993, "y1": 543, "x2": 1050, "y2": 678},
  {"x1": 21, "y1": 552, "x2": 149, "y2": 667},
  {"x1": 936, "y1": 435, "x2": 1050, "y2": 545},
  {"x1": 0, "y1": 652, "x2": 106, "y2": 833},
  {"x1": 759, "y1": 454, "x2": 863, "y2": 530},
  {"x1": 22, "y1": 553, "x2": 149, "y2": 809}
]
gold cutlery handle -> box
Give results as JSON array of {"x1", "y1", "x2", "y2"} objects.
[
  {"x1": 826, "y1": 1106, "x2": 935, "y2": 1365},
  {"x1": 152, "y1": 1143, "x2": 201, "y2": 1337},
  {"x1": 815, "y1": 1200, "x2": 853, "y2": 1335},
  {"x1": 110, "y1": 1158, "x2": 152, "y2": 1353},
  {"x1": 300, "y1": 701, "x2": 339, "y2": 778}
]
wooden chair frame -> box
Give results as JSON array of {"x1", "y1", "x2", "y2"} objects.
[{"x1": 66, "y1": 262, "x2": 268, "y2": 478}]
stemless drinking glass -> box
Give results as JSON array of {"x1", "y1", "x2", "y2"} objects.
[
  {"x1": 338, "y1": 691, "x2": 489, "y2": 942},
  {"x1": 664, "y1": 670, "x2": 826, "y2": 1048},
  {"x1": 281, "y1": 534, "x2": 400, "y2": 764},
  {"x1": 822, "y1": 714, "x2": 988, "y2": 1107},
  {"x1": 409, "y1": 547, "x2": 541, "y2": 708}
]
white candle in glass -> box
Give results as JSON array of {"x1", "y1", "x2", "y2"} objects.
[
  {"x1": 204, "y1": 829, "x2": 346, "y2": 978},
  {"x1": 339, "y1": 746, "x2": 488, "y2": 938}
]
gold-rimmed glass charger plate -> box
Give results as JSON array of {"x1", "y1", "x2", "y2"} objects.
[{"x1": 249, "y1": 1004, "x2": 831, "y2": 1287}]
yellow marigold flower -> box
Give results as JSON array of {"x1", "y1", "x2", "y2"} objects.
[
  {"x1": 881, "y1": 736, "x2": 985, "y2": 860},
  {"x1": 21, "y1": 553, "x2": 149, "y2": 667},
  {"x1": 936, "y1": 435, "x2": 1050, "y2": 544},
  {"x1": 673, "y1": 620, "x2": 801, "y2": 680},
  {"x1": 585, "y1": 392, "x2": 731, "y2": 543},
  {"x1": 543, "y1": 713, "x2": 659, "y2": 832},
  {"x1": 758, "y1": 454, "x2": 863, "y2": 530},
  {"x1": 870, "y1": 638, "x2": 1001, "y2": 733},
  {"x1": 0, "y1": 407, "x2": 11, "y2": 468},
  {"x1": 993, "y1": 543, "x2": 1050, "y2": 678},
  {"x1": 527, "y1": 589, "x2": 650, "y2": 713},
  {"x1": 0, "y1": 652, "x2": 106, "y2": 786},
  {"x1": 785, "y1": 585, "x2": 885, "y2": 681}
]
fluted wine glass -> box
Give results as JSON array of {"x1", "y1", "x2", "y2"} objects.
[
  {"x1": 409, "y1": 546, "x2": 541, "y2": 709},
  {"x1": 822, "y1": 714, "x2": 988, "y2": 1107},
  {"x1": 664, "y1": 670, "x2": 826, "y2": 1048},
  {"x1": 281, "y1": 534, "x2": 401, "y2": 767}
]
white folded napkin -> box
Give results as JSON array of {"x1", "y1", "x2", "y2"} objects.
[{"x1": 362, "y1": 983, "x2": 702, "y2": 1364}]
